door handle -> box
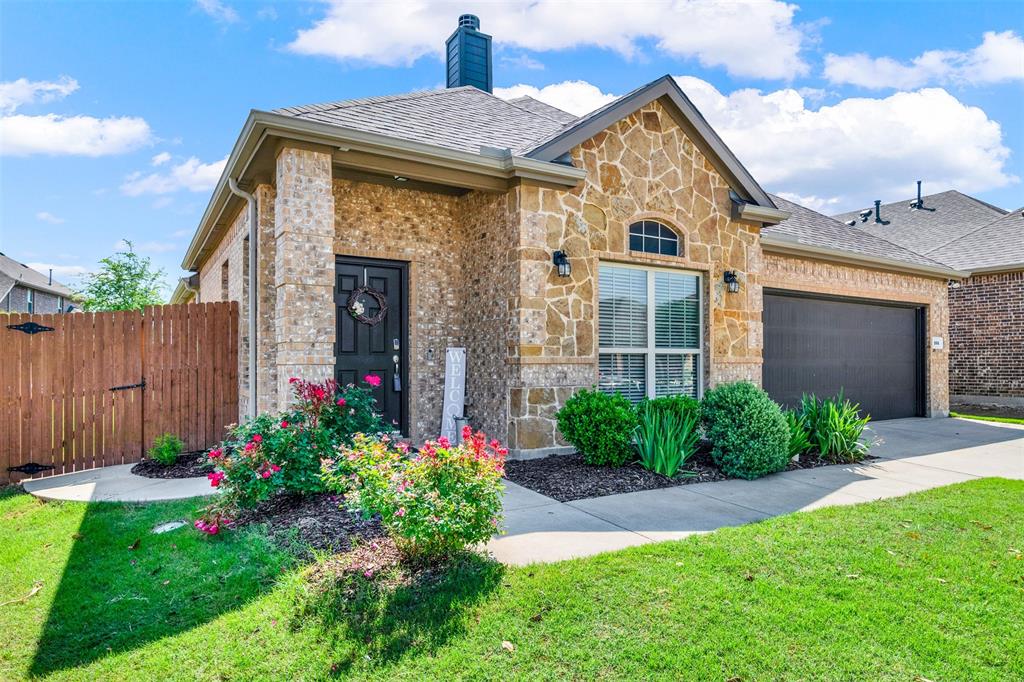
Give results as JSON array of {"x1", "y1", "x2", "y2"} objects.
[{"x1": 392, "y1": 355, "x2": 401, "y2": 392}]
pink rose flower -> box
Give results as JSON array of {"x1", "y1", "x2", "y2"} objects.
[
  {"x1": 395, "y1": 507, "x2": 406, "y2": 517},
  {"x1": 363, "y1": 374, "x2": 382, "y2": 387},
  {"x1": 337, "y1": 397, "x2": 346, "y2": 406},
  {"x1": 252, "y1": 434, "x2": 263, "y2": 443},
  {"x1": 437, "y1": 436, "x2": 451, "y2": 448},
  {"x1": 261, "y1": 471, "x2": 271, "y2": 479},
  {"x1": 280, "y1": 420, "x2": 289, "y2": 429},
  {"x1": 208, "y1": 448, "x2": 223, "y2": 459},
  {"x1": 207, "y1": 471, "x2": 225, "y2": 487},
  {"x1": 461, "y1": 425, "x2": 472, "y2": 440},
  {"x1": 289, "y1": 377, "x2": 299, "y2": 384},
  {"x1": 271, "y1": 464, "x2": 281, "y2": 473}
]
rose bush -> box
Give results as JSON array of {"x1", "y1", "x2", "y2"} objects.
[
  {"x1": 194, "y1": 376, "x2": 384, "y2": 533},
  {"x1": 323, "y1": 426, "x2": 507, "y2": 562}
]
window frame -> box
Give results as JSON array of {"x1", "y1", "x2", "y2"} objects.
[
  {"x1": 597, "y1": 261, "x2": 704, "y2": 401},
  {"x1": 628, "y1": 219, "x2": 681, "y2": 257},
  {"x1": 26, "y1": 289, "x2": 34, "y2": 314}
]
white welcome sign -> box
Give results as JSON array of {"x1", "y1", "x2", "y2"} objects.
[{"x1": 440, "y1": 347, "x2": 467, "y2": 441}]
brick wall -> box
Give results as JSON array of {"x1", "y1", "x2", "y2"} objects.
[
  {"x1": 2, "y1": 285, "x2": 63, "y2": 314},
  {"x1": 949, "y1": 271, "x2": 1024, "y2": 400}
]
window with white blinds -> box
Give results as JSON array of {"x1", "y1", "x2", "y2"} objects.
[{"x1": 598, "y1": 264, "x2": 702, "y2": 401}]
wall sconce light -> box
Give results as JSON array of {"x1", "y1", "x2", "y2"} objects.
[
  {"x1": 553, "y1": 250, "x2": 571, "y2": 278},
  {"x1": 723, "y1": 270, "x2": 740, "y2": 293}
]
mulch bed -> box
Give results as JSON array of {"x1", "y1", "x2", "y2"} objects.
[
  {"x1": 952, "y1": 402, "x2": 1024, "y2": 421},
  {"x1": 504, "y1": 446, "x2": 726, "y2": 503},
  {"x1": 505, "y1": 446, "x2": 877, "y2": 502},
  {"x1": 233, "y1": 492, "x2": 392, "y2": 559},
  {"x1": 132, "y1": 451, "x2": 213, "y2": 479}
]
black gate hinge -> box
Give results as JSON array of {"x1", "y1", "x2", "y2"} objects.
[{"x1": 110, "y1": 379, "x2": 146, "y2": 392}]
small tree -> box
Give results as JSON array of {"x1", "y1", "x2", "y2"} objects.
[{"x1": 76, "y1": 241, "x2": 166, "y2": 311}]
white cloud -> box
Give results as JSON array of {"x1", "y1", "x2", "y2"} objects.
[
  {"x1": 26, "y1": 262, "x2": 91, "y2": 281},
  {"x1": 0, "y1": 113, "x2": 152, "y2": 156},
  {"x1": 256, "y1": 5, "x2": 278, "y2": 21},
  {"x1": 508, "y1": 75, "x2": 1016, "y2": 211},
  {"x1": 495, "y1": 80, "x2": 617, "y2": 116},
  {"x1": 500, "y1": 54, "x2": 545, "y2": 70},
  {"x1": 151, "y1": 151, "x2": 172, "y2": 166},
  {"x1": 0, "y1": 76, "x2": 151, "y2": 157},
  {"x1": 195, "y1": 0, "x2": 239, "y2": 24},
  {"x1": 120, "y1": 155, "x2": 228, "y2": 196},
  {"x1": 288, "y1": 0, "x2": 811, "y2": 80},
  {"x1": 35, "y1": 211, "x2": 66, "y2": 224},
  {"x1": 0, "y1": 76, "x2": 78, "y2": 113},
  {"x1": 825, "y1": 30, "x2": 1024, "y2": 89}
]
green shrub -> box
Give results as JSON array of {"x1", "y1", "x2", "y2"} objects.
[
  {"x1": 632, "y1": 405, "x2": 700, "y2": 477},
  {"x1": 701, "y1": 381, "x2": 789, "y2": 480},
  {"x1": 784, "y1": 410, "x2": 812, "y2": 459},
  {"x1": 799, "y1": 392, "x2": 871, "y2": 463},
  {"x1": 556, "y1": 389, "x2": 638, "y2": 466},
  {"x1": 148, "y1": 433, "x2": 183, "y2": 466},
  {"x1": 638, "y1": 394, "x2": 701, "y2": 426},
  {"x1": 327, "y1": 428, "x2": 506, "y2": 561}
]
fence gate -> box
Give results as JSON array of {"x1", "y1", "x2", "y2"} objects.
[{"x1": 1, "y1": 302, "x2": 238, "y2": 482}]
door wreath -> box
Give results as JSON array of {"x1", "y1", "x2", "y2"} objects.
[{"x1": 347, "y1": 286, "x2": 388, "y2": 326}]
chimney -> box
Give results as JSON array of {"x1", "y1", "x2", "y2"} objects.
[
  {"x1": 445, "y1": 14, "x2": 492, "y2": 93},
  {"x1": 874, "y1": 200, "x2": 883, "y2": 224}
]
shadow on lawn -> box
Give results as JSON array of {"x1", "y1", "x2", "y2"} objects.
[
  {"x1": 28, "y1": 498, "x2": 289, "y2": 677},
  {"x1": 299, "y1": 552, "x2": 505, "y2": 675}
]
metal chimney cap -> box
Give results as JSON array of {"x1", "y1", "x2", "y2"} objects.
[{"x1": 458, "y1": 14, "x2": 480, "y2": 29}]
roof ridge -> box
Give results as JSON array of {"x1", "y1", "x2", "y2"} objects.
[
  {"x1": 948, "y1": 189, "x2": 1009, "y2": 216},
  {"x1": 278, "y1": 86, "x2": 478, "y2": 117},
  {"x1": 501, "y1": 95, "x2": 574, "y2": 125}
]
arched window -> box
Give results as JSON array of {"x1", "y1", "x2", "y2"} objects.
[{"x1": 629, "y1": 220, "x2": 679, "y2": 256}]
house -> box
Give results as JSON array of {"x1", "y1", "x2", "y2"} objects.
[
  {"x1": 0, "y1": 252, "x2": 75, "y2": 314},
  {"x1": 835, "y1": 190, "x2": 1022, "y2": 406},
  {"x1": 176, "y1": 15, "x2": 962, "y2": 457}
]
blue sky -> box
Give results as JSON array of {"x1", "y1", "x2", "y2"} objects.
[{"x1": 1, "y1": 0, "x2": 1021, "y2": 296}]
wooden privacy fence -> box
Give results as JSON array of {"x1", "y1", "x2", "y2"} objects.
[{"x1": 1, "y1": 302, "x2": 238, "y2": 482}]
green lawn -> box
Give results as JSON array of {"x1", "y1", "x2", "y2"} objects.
[
  {"x1": 952, "y1": 411, "x2": 1024, "y2": 426},
  {"x1": 2, "y1": 479, "x2": 1022, "y2": 681}
]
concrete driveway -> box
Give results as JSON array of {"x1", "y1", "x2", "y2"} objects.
[{"x1": 488, "y1": 417, "x2": 1024, "y2": 565}]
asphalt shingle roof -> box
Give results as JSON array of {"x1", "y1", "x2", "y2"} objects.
[
  {"x1": 506, "y1": 96, "x2": 577, "y2": 124},
  {"x1": 765, "y1": 195, "x2": 953, "y2": 270},
  {"x1": 926, "y1": 208, "x2": 1024, "y2": 271},
  {"x1": 0, "y1": 252, "x2": 74, "y2": 298},
  {"x1": 273, "y1": 87, "x2": 573, "y2": 156},
  {"x1": 832, "y1": 190, "x2": 1008, "y2": 257}
]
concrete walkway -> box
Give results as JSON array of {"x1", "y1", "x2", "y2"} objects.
[
  {"x1": 22, "y1": 464, "x2": 215, "y2": 502},
  {"x1": 488, "y1": 417, "x2": 1024, "y2": 565}
]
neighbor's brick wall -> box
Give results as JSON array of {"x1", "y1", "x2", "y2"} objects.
[
  {"x1": 761, "y1": 253, "x2": 950, "y2": 416},
  {"x1": 508, "y1": 99, "x2": 765, "y2": 454},
  {"x1": 949, "y1": 271, "x2": 1024, "y2": 400},
  {"x1": 1, "y1": 286, "x2": 62, "y2": 314}
]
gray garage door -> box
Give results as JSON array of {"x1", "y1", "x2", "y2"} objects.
[{"x1": 763, "y1": 291, "x2": 925, "y2": 421}]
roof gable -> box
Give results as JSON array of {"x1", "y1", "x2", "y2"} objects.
[
  {"x1": 524, "y1": 75, "x2": 775, "y2": 208},
  {"x1": 926, "y1": 207, "x2": 1024, "y2": 272},
  {"x1": 0, "y1": 252, "x2": 74, "y2": 297}
]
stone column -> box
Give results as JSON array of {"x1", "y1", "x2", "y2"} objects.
[{"x1": 273, "y1": 145, "x2": 336, "y2": 410}]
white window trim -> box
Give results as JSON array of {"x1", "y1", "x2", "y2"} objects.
[
  {"x1": 26, "y1": 289, "x2": 34, "y2": 314},
  {"x1": 597, "y1": 261, "x2": 704, "y2": 400}
]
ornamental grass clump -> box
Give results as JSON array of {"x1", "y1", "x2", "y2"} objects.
[
  {"x1": 799, "y1": 392, "x2": 871, "y2": 463},
  {"x1": 147, "y1": 432, "x2": 183, "y2": 466},
  {"x1": 325, "y1": 427, "x2": 507, "y2": 562},
  {"x1": 632, "y1": 404, "x2": 700, "y2": 477},
  {"x1": 701, "y1": 381, "x2": 790, "y2": 480}
]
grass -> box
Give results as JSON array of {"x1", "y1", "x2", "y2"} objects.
[
  {"x1": 2, "y1": 479, "x2": 1022, "y2": 681},
  {"x1": 951, "y1": 411, "x2": 1024, "y2": 425}
]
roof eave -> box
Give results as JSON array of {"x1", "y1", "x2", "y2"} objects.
[
  {"x1": 961, "y1": 262, "x2": 1024, "y2": 275},
  {"x1": 732, "y1": 200, "x2": 790, "y2": 225},
  {"x1": 761, "y1": 233, "x2": 969, "y2": 280},
  {"x1": 180, "y1": 111, "x2": 586, "y2": 272}
]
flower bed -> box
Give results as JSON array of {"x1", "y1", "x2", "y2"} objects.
[{"x1": 131, "y1": 450, "x2": 213, "y2": 479}]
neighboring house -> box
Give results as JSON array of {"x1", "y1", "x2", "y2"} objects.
[
  {"x1": 835, "y1": 191, "x2": 1023, "y2": 406},
  {"x1": 0, "y1": 252, "x2": 75, "y2": 314},
  {"x1": 176, "y1": 15, "x2": 961, "y2": 456}
]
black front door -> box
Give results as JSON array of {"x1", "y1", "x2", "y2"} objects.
[{"x1": 335, "y1": 257, "x2": 408, "y2": 433}]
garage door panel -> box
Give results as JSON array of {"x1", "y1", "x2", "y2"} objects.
[{"x1": 763, "y1": 293, "x2": 923, "y2": 421}]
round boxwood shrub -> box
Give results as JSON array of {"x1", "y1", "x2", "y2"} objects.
[
  {"x1": 556, "y1": 389, "x2": 638, "y2": 466},
  {"x1": 701, "y1": 381, "x2": 789, "y2": 480}
]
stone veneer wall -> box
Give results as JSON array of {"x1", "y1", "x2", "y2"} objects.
[
  {"x1": 761, "y1": 252, "x2": 950, "y2": 416},
  {"x1": 507, "y1": 99, "x2": 764, "y2": 454},
  {"x1": 949, "y1": 271, "x2": 1024, "y2": 401}
]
